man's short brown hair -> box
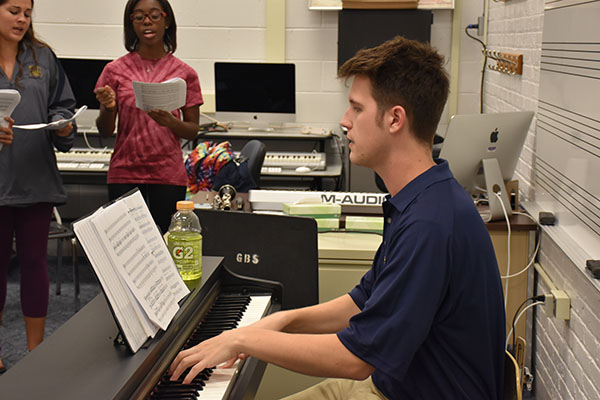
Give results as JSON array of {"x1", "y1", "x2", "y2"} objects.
[{"x1": 338, "y1": 36, "x2": 449, "y2": 146}]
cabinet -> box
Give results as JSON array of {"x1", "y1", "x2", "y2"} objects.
[{"x1": 486, "y1": 214, "x2": 537, "y2": 342}]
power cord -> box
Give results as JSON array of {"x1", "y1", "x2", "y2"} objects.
[
  {"x1": 493, "y1": 191, "x2": 512, "y2": 310},
  {"x1": 465, "y1": 24, "x2": 488, "y2": 114},
  {"x1": 491, "y1": 192, "x2": 544, "y2": 323},
  {"x1": 82, "y1": 131, "x2": 109, "y2": 152},
  {"x1": 506, "y1": 295, "x2": 545, "y2": 351},
  {"x1": 502, "y1": 211, "x2": 541, "y2": 280},
  {"x1": 199, "y1": 112, "x2": 229, "y2": 131},
  {"x1": 181, "y1": 113, "x2": 229, "y2": 149}
]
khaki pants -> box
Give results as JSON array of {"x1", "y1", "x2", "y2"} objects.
[{"x1": 280, "y1": 377, "x2": 388, "y2": 400}]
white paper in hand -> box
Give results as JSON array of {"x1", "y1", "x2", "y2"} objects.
[
  {"x1": 132, "y1": 77, "x2": 186, "y2": 112},
  {"x1": 0, "y1": 89, "x2": 21, "y2": 150},
  {"x1": 13, "y1": 105, "x2": 88, "y2": 131}
]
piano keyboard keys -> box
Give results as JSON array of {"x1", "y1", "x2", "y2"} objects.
[
  {"x1": 149, "y1": 294, "x2": 271, "y2": 399},
  {"x1": 237, "y1": 296, "x2": 271, "y2": 328},
  {"x1": 55, "y1": 148, "x2": 112, "y2": 172},
  {"x1": 262, "y1": 152, "x2": 326, "y2": 170},
  {"x1": 55, "y1": 148, "x2": 327, "y2": 174},
  {"x1": 261, "y1": 166, "x2": 282, "y2": 174}
]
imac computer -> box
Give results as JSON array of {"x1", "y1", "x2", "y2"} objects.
[
  {"x1": 58, "y1": 58, "x2": 111, "y2": 130},
  {"x1": 439, "y1": 111, "x2": 535, "y2": 221},
  {"x1": 214, "y1": 62, "x2": 295, "y2": 131}
]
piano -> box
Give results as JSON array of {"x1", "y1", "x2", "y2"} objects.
[
  {"x1": 54, "y1": 148, "x2": 327, "y2": 175},
  {"x1": 0, "y1": 256, "x2": 282, "y2": 399},
  {"x1": 55, "y1": 148, "x2": 112, "y2": 172}
]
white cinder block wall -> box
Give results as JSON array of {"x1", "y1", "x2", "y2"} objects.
[
  {"x1": 284, "y1": 1, "x2": 347, "y2": 126},
  {"x1": 31, "y1": 1, "x2": 463, "y2": 129},
  {"x1": 486, "y1": 1, "x2": 600, "y2": 399},
  {"x1": 535, "y1": 237, "x2": 600, "y2": 400},
  {"x1": 33, "y1": 0, "x2": 346, "y2": 126},
  {"x1": 486, "y1": 0, "x2": 544, "y2": 202}
]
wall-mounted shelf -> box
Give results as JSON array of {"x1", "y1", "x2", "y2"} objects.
[{"x1": 308, "y1": 0, "x2": 454, "y2": 10}]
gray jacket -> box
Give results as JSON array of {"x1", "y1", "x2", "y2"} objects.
[{"x1": 0, "y1": 42, "x2": 77, "y2": 206}]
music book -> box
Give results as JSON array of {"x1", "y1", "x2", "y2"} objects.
[
  {"x1": 132, "y1": 77, "x2": 186, "y2": 112},
  {"x1": 73, "y1": 189, "x2": 190, "y2": 353}
]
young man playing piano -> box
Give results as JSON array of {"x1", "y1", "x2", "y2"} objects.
[{"x1": 169, "y1": 36, "x2": 506, "y2": 400}]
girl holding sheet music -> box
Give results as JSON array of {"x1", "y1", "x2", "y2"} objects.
[
  {"x1": 95, "y1": 0, "x2": 203, "y2": 234},
  {"x1": 0, "y1": 0, "x2": 77, "y2": 374}
]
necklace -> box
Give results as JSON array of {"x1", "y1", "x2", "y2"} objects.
[{"x1": 140, "y1": 54, "x2": 164, "y2": 73}]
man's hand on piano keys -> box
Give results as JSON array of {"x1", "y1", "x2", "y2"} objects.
[{"x1": 169, "y1": 328, "x2": 247, "y2": 385}]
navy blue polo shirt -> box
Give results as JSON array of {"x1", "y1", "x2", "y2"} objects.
[{"x1": 337, "y1": 160, "x2": 505, "y2": 400}]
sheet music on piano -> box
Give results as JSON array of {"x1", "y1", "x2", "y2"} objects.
[{"x1": 73, "y1": 189, "x2": 189, "y2": 353}]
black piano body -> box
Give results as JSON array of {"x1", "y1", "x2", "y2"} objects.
[{"x1": 0, "y1": 256, "x2": 282, "y2": 399}]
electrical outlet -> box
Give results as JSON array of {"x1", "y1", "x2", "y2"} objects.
[
  {"x1": 544, "y1": 293, "x2": 554, "y2": 317},
  {"x1": 551, "y1": 289, "x2": 570, "y2": 320},
  {"x1": 477, "y1": 15, "x2": 484, "y2": 36}
]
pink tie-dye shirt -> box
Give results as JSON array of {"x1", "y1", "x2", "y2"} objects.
[{"x1": 95, "y1": 52, "x2": 203, "y2": 186}]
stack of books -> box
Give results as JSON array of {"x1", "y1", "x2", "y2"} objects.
[{"x1": 282, "y1": 202, "x2": 341, "y2": 232}]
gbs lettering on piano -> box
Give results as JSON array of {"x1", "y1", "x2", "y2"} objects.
[{"x1": 236, "y1": 253, "x2": 260, "y2": 264}]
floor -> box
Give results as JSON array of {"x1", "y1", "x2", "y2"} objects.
[{"x1": 0, "y1": 254, "x2": 101, "y2": 371}]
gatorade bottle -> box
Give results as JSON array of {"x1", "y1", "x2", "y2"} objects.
[{"x1": 167, "y1": 201, "x2": 202, "y2": 282}]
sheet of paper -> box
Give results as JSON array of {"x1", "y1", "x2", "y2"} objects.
[
  {"x1": 90, "y1": 199, "x2": 180, "y2": 330},
  {"x1": 0, "y1": 89, "x2": 21, "y2": 151},
  {"x1": 132, "y1": 77, "x2": 186, "y2": 112},
  {"x1": 122, "y1": 191, "x2": 189, "y2": 302},
  {"x1": 74, "y1": 210, "x2": 155, "y2": 352},
  {"x1": 72, "y1": 189, "x2": 191, "y2": 352},
  {"x1": 13, "y1": 105, "x2": 87, "y2": 131}
]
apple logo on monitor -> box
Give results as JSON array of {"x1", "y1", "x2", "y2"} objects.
[
  {"x1": 488, "y1": 128, "x2": 499, "y2": 151},
  {"x1": 490, "y1": 128, "x2": 499, "y2": 143}
]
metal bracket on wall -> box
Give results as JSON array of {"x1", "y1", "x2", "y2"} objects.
[{"x1": 483, "y1": 49, "x2": 523, "y2": 75}]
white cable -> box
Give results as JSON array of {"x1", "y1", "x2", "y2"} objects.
[
  {"x1": 500, "y1": 210, "x2": 541, "y2": 279},
  {"x1": 200, "y1": 111, "x2": 221, "y2": 123},
  {"x1": 502, "y1": 232, "x2": 541, "y2": 279},
  {"x1": 83, "y1": 131, "x2": 99, "y2": 150},
  {"x1": 505, "y1": 301, "x2": 544, "y2": 350},
  {"x1": 493, "y1": 191, "x2": 511, "y2": 309},
  {"x1": 52, "y1": 207, "x2": 62, "y2": 226}
]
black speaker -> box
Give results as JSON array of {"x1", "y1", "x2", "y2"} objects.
[{"x1": 338, "y1": 9, "x2": 433, "y2": 68}]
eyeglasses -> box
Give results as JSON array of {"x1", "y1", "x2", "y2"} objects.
[{"x1": 130, "y1": 10, "x2": 167, "y2": 23}]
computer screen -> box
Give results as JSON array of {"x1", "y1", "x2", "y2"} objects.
[
  {"x1": 58, "y1": 58, "x2": 111, "y2": 129},
  {"x1": 439, "y1": 111, "x2": 534, "y2": 219},
  {"x1": 214, "y1": 62, "x2": 295, "y2": 129}
]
